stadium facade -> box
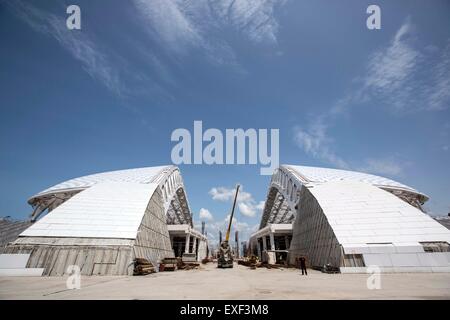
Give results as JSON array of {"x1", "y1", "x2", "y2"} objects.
[
  {"x1": 249, "y1": 165, "x2": 450, "y2": 273},
  {"x1": 1, "y1": 166, "x2": 207, "y2": 276}
]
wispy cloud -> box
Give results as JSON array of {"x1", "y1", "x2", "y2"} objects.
[
  {"x1": 209, "y1": 185, "x2": 264, "y2": 218},
  {"x1": 427, "y1": 42, "x2": 450, "y2": 111},
  {"x1": 8, "y1": 1, "x2": 125, "y2": 97},
  {"x1": 293, "y1": 19, "x2": 450, "y2": 174},
  {"x1": 359, "y1": 158, "x2": 406, "y2": 176},
  {"x1": 357, "y1": 18, "x2": 450, "y2": 113},
  {"x1": 212, "y1": 0, "x2": 285, "y2": 44},
  {"x1": 293, "y1": 119, "x2": 349, "y2": 170},
  {"x1": 8, "y1": 1, "x2": 173, "y2": 102},
  {"x1": 133, "y1": 0, "x2": 286, "y2": 66},
  {"x1": 363, "y1": 21, "x2": 420, "y2": 103},
  {"x1": 10, "y1": 0, "x2": 287, "y2": 101}
]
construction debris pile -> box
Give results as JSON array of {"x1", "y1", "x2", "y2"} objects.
[
  {"x1": 133, "y1": 258, "x2": 156, "y2": 275},
  {"x1": 237, "y1": 255, "x2": 259, "y2": 269},
  {"x1": 201, "y1": 257, "x2": 212, "y2": 264},
  {"x1": 159, "y1": 257, "x2": 178, "y2": 271},
  {"x1": 178, "y1": 257, "x2": 200, "y2": 270},
  {"x1": 159, "y1": 257, "x2": 201, "y2": 272},
  {"x1": 238, "y1": 255, "x2": 288, "y2": 270}
]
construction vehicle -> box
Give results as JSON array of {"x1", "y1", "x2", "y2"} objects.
[{"x1": 217, "y1": 184, "x2": 240, "y2": 268}]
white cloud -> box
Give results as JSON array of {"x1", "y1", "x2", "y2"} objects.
[
  {"x1": 325, "y1": 19, "x2": 450, "y2": 116},
  {"x1": 293, "y1": 19, "x2": 450, "y2": 172},
  {"x1": 9, "y1": 1, "x2": 124, "y2": 97},
  {"x1": 201, "y1": 215, "x2": 259, "y2": 246},
  {"x1": 209, "y1": 187, "x2": 253, "y2": 202},
  {"x1": 238, "y1": 202, "x2": 256, "y2": 218},
  {"x1": 134, "y1": 0, "x2": 202, "y2": 55},
  {"x1": 293, "y1": 120, "x2": 406, "y2": 177},
  {"x1": 256, "y1": 201, "x2": 265, "y2": 211},
  {"x1": 208, "y1": 185, "x2": 264, "y2": 218},
  {"x1": 199, "y1": 208, "x2": 214, "y2": 221},
  {"x1": 427, "y1": 42, "x2": 450, "y2": 111},
  {"x1": 359, "y1": 158, "x2": 405, "y2": 176},
  {"x1": 364, "y1": 21, "x2": 420, "y2": 97},
  {"x1": 360, "y1": 19, "x2": 450, "y2": 113},
  {"x1": 293, "y1": 120, "x2": 349, "y2": 169},
  {"x1": 213, "y1": 0, "x2": 285, "y2": 44},
  {"x1": 133, "y1": 0, "x2": 286, "y2": 65}
]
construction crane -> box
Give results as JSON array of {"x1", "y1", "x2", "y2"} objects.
[{"x1": 217, "y1": 184, "x2": 240, "y2": 268}]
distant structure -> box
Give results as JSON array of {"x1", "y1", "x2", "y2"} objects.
[
  {"x1": 435, "y1": 216, "x2": 450, "y2": 230},
  {"x1": 249, "y1": 165, "x2": 450, "y2": 273},
  {"x1": 2, "y1": 166, "x2": 207, "y2": 276},
  {"x1": 241, "y1": 241, "x2": 247, "y2": 257},
  {"x1": 201, "y1": 221, "x2": 205, "y2": 235},
  {"x1": 219, "y1": 231, "x2": 222, "y2": 244},
  {"x1": 235, "y1": 231, "x2": 239, "y2": 259},
  {"x1": 0, "y1": 218, "x2": 32, "y2": 249}
]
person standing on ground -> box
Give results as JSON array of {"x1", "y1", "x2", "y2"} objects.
[{"x1": 299, "y1": 256, "x2": 307, "y2": 275}]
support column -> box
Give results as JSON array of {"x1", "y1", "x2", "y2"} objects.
[
  {"x1": 193, "y1": 236, "x2": 198, "y2": 257},
  {"x1": 185, "y1": 233, "x2": 190, "y2": 254},
  {"x1": 257, "y1": 238, "x2": 262, "y2": 259},
  {"x1": 285, "y1": 235, "x2": 290, "y2": 249},
  {"x1": 269, "y1": 233, "x2": 275, "y2": 251}
]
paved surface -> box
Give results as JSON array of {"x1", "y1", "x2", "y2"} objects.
[{"x1": 1, "y1": 263, "x2": 450, "y2": 299}]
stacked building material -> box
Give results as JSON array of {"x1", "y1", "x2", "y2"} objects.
[
  {"x1": 181, "y1": 253, "x2": 197, "y2": 264},
  {"x1": 201, "y1": 257, "x2": 212, "y2": 264},
  {"x1": 237, "y1": 255, "x2": 259, "y2": 269},
  {"x1": 178, "y1": 257, "x2": 200, "y2": 270},
  {"x1": 133, "y1": 258, "x2": 156, "y2": 275},
  {"x1": 159, "y1": 257, "x2": 178, "y2": 271}
]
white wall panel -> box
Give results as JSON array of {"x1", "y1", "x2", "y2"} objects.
[
  {"x1": 309, "y1": 181, "x2": 450, "y2": 248},
  {"x1": 21, "y1": 182, "x2": 158, "y2": 239},
  {"x1": 363, "y1": 253, "x2": 393, "y2": 266},
  {"x1": 390, "y1": 253, "x2": 421, "y2": 267}
]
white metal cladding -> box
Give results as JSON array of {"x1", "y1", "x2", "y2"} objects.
[
  {"x1": 308, "y1": 180, "x2": 450, "y2": 249},
  {"x1": 258, "y1": 164, "x2": 429, "y2": 229},
  {"x1": 30, "y1": 166, "x2": 169, "y2": 199},
  {"x1": 27, "y1": 166, "x2": 193, "y2": 226},
  {"x1": 286, "y1": 165, "x2": 422, "y2": 195},
  {"x1": 21, "y1": 182, "x2": 159, "y2": 239}
]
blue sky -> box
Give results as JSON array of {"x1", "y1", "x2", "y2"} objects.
[{"x1": 1, "y1": 0, "x2": 449, "y2": 244}]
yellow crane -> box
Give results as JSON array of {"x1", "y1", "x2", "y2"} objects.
[{"x1": 217, "y1": 184, "x2": 240, "y2": 268}]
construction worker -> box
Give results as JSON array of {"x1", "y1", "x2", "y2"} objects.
[{"x1": 299, "y1": 256, "x2": 308, "y2": 276}]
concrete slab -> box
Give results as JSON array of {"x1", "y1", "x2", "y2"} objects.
[
  {"x1": 0, "y1": 254, "x2": 30, "y2": 268},
  {"x1": 0, "y1": 268, "x2": 44, "y2": 277},
  {"x1": 1, "y1": 263, "x2": 449, "y2": 300}
]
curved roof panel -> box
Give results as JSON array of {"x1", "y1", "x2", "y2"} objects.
[
  {"x1": 31, "y1": 166, "x2": 171, "y2": 200},
  {"x1": 307, "y1": 180, "x2": 450, "y2": 247},
  {"x1": 285, "y1": 165, "x2": 420, "y2": 194},
  {"x1": 22, "y1": 182, "x2": 159, "y2": 239}
]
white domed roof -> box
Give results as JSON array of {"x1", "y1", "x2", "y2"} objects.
[
  {"x1": 30, "y1": 165, "x2": 171, "y2": 201},
  {"x1": 285, "y1": 165, "x2": 422, "y2": 195}
]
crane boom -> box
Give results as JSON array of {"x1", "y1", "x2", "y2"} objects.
[{"x1": 225, "y1": 184, "x2": 240, "y2": 242}]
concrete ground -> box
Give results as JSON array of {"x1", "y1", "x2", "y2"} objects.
[{"x1": 1, "y1": 263, "x2": 450, "y2": 300}]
